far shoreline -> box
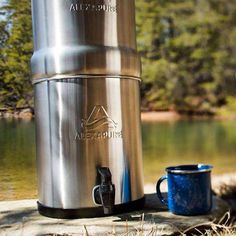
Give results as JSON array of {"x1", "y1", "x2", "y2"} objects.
[
  {"x1": 141, "y1": 111, "x2": 181, "y2": 122},
  {"x1": 1, "y1": 109, "x2": 236, "y2": 122},
  {"x1": 141, "y1": 111, "x2": 236, "y2": 122}
]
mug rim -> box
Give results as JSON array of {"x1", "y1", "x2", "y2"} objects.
[{"x1": 166, "y1": 164, "x2": 213, "y2": 174}]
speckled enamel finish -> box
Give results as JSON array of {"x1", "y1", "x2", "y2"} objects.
[{"x1": 157, "y1": 164, "x2": 213, "y2": 216}]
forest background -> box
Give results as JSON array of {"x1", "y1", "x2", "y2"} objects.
[{"x1": 1, "y1": 0, "x2": 236, "y2": 117}]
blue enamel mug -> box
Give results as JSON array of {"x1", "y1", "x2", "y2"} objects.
[{"x1": 156, "y1": 164, "x2": 213, "y2": 216}]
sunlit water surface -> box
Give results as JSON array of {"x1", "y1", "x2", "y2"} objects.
[{"x1": 0, "y1": 119, "x2": 236, "y2": 200}]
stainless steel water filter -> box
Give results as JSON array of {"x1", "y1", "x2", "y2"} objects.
[{"x1": 31, "y1": 0, "x2": 144, "y2": 218}]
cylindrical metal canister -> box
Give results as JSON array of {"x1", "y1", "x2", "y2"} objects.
[{"x1": 31, "y1": 0, "x2": 144, "y2": 218}]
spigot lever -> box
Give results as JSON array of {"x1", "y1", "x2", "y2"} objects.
[{"x1": 92, "y1": 167, "x2": 115, "y2": 215}]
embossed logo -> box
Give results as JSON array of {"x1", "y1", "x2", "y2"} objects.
[
  {"x1": 81, "y1": 106, "x2": 118, "y2": 131},
  {"x1": 69, "y1": 0, "x2": 117, "y2": 13},
  {"x1": 75, "y1": 105, "x2": 123, "y2": 140}
]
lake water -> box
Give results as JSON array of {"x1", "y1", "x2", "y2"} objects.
[{"x1": 0, "y1": 119, "x2": 236, "y2": 201}]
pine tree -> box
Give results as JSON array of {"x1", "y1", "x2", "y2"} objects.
[
  {"x1": 136, "y1": 0, "x2": 236, "y2": 114},
  {"x1": 0, "y1": 0, "x2": 33, "y2": 109}
]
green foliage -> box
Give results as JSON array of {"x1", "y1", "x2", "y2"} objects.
[
  {"x1": 136, "y1": 0, "x2": 236, "y2": 114},
  {"x1": 216, "y1": 96, "x2": 236, "y2": 118},
  {"x1": 0, "y1": 0, "x2": 236, "y2": 114},
  {"x1": 0, "y1": 0, "x2": 33, "y2": 109}
]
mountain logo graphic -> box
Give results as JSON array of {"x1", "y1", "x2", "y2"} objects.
[{"x1": 81, "y1": 106, "x2": 118, "y2": 131}]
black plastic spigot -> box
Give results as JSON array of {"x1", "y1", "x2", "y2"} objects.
[{"x1": 93, "y1": 167, "x2": 115, "y2": 215}]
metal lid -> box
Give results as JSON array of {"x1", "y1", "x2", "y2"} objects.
[{"x1": 31, "y1": 0, "x2": 141, "y2": 82}]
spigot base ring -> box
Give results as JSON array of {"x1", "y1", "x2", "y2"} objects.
[{"x1": 37, "y1": 197, "x2": 145, "y2": 219}]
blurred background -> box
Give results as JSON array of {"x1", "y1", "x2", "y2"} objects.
[{"x1": 0, "y1": 0, "x2": 236, "y2": 200}]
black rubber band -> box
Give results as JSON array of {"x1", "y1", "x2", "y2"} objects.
[{"x1": 37, "y1": 197, "x2": 145, "y2": 219}]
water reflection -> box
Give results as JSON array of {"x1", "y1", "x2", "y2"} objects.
[
  {"x1": 0, "y1": 119, "x2": 36, "y2": 200},
  {"x1": 0, "y1": 119, "x2": 236, "y2": 200},
  {"x1": 142, "y1": 120, "x2": 236, "y2": 182}
]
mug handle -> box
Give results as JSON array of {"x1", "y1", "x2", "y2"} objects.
[{"x1": 156, "y1": 175, "x2": 168, "y2": 205}]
